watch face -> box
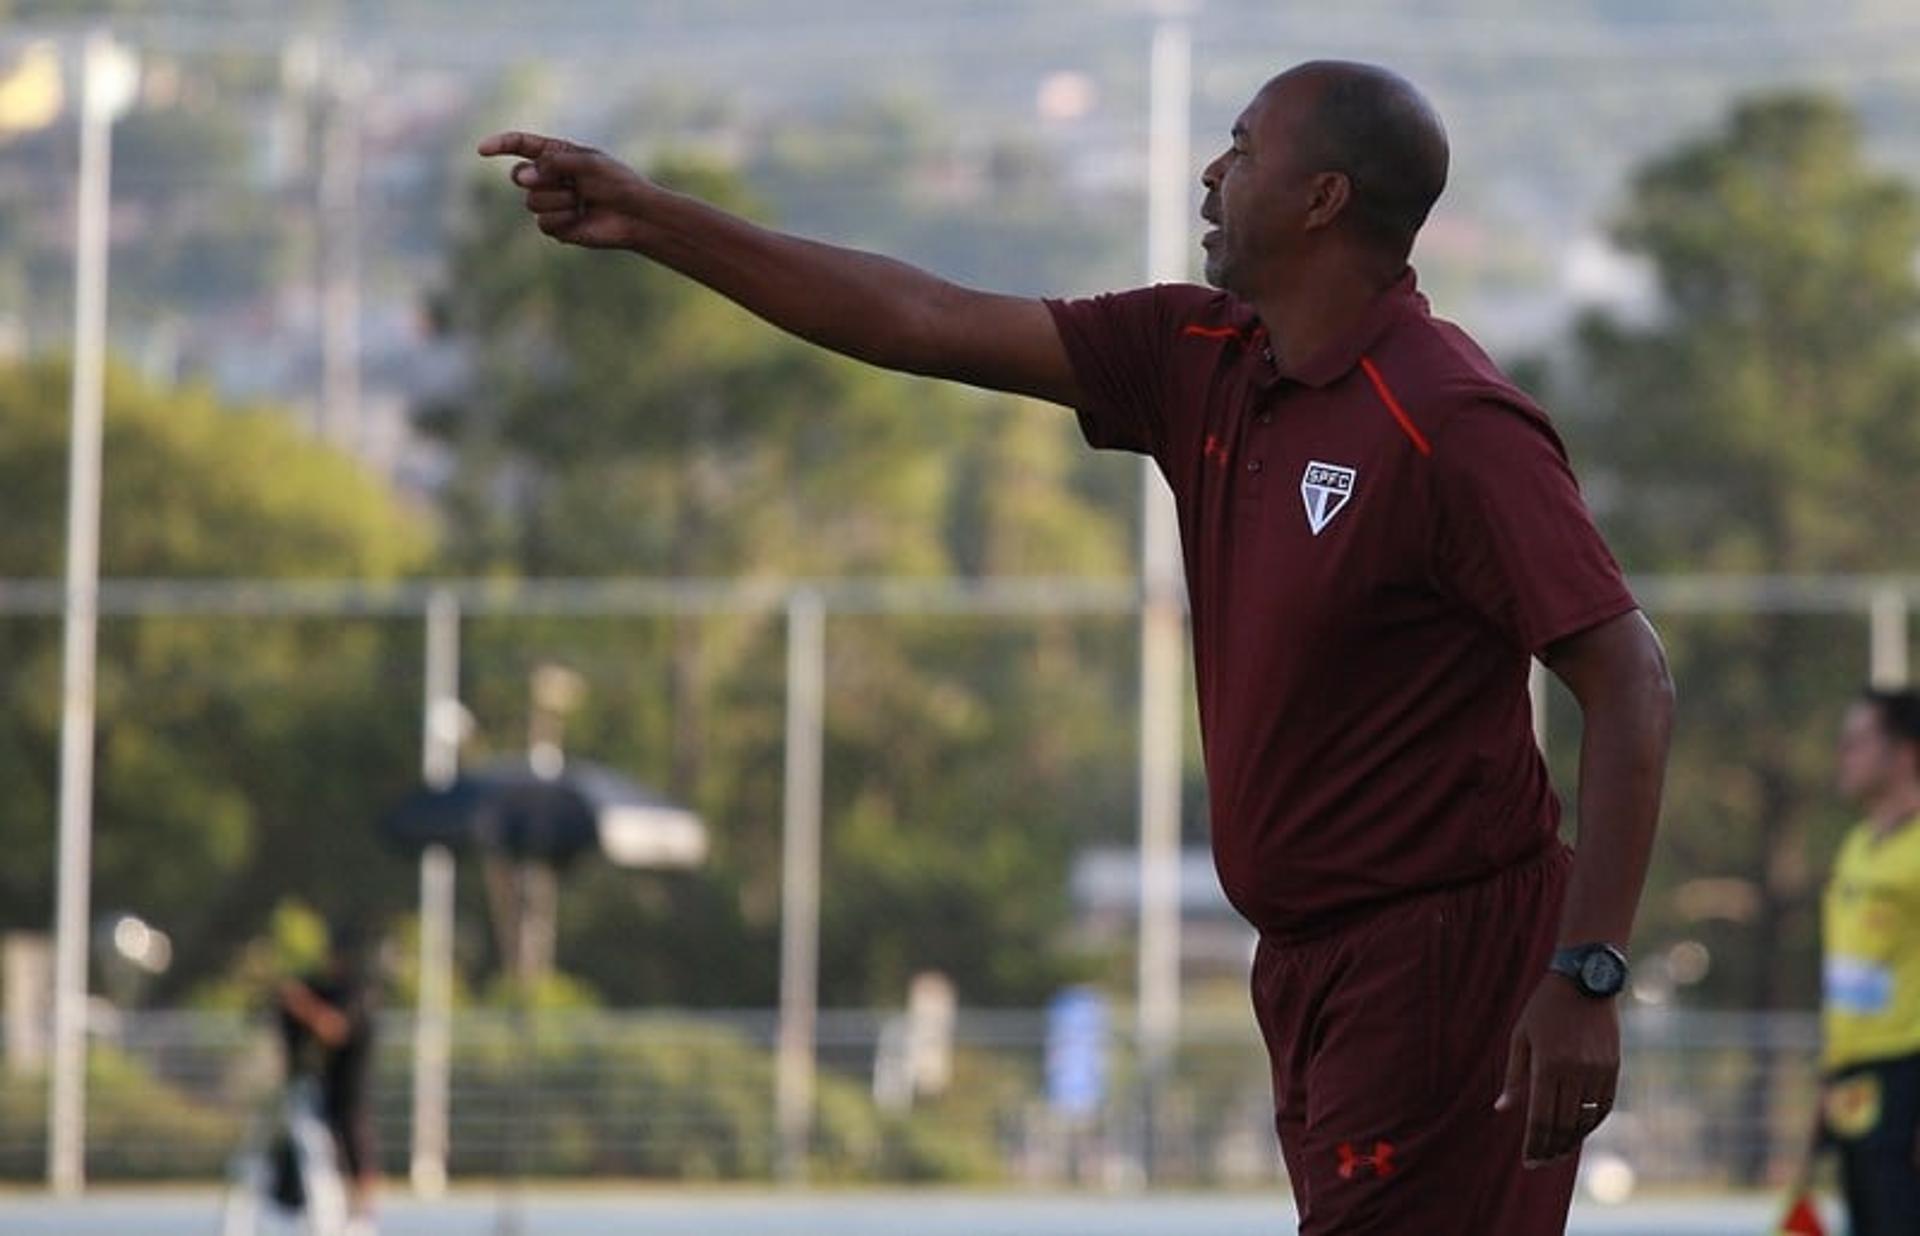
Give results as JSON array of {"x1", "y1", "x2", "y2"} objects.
[{"x1": 1580, "y1": 949, "x2": 1627, "y2": 996}]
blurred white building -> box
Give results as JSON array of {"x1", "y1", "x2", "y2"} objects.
[{"x1": 1068, "y1": 846, "x2": 1255, "y2": 977}]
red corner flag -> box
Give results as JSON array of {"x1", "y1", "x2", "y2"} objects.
[{"x1": 1775, "y1": 1193, "x2": 1827, "y2": 1236}]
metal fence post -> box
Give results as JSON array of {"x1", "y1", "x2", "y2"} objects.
[
  {"x1": 1869, "y1": 587, "x2": 1910, "y2": 688},
  {"x1": 410, "y1": 589, "x2": 461, "y2": 1195},
  {"x1": 1136, "y1": 10, "x2": 1192, "y2": 1184},
  {"x1": 777, "y1": 588, "x2": 826, "y2": 1184}
]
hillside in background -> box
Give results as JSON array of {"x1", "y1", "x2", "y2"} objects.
[{"x1": 0, "y1": 1, "x2": 1917, "y2": 478}]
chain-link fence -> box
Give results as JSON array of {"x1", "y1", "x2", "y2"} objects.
[
  {"x1": 0, "y1": 573, "x2": 1912, "y2": 1192},
  {"x1": 0, "y1": 1005, "x2": 1824, "y2": 1192}
]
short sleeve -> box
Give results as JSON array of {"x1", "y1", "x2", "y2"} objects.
[
  {"x1": 1431, "y1": 398, "x2": 1637, "y2": 653},
  {"x1": 1043, "y1": 286, "x2": 1183, "y2": 460}
]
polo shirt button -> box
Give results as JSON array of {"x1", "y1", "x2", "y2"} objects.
[
  {"x1": 1247, "y1": 459, "x2": 1263, "y2": 473},
  {"x1": 1257, "y1": 413, "x2": 1273, "y2": 425}
]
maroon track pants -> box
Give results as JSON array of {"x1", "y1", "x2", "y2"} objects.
[{"x1": 1250, "y1": 846, "x2": 1581, "y2": 1234}]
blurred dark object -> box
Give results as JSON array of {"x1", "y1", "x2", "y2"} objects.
[
  {"x1": 382, "y1": 757, "x2": 706, "y2": 868},
  {"x1": 267, "y1": 1133, "x2": 303, "y2": 1212}
]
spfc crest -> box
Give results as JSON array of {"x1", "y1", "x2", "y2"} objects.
[{"x1": 1301, "y1": 461, "x2": 1357, "y2": 536}]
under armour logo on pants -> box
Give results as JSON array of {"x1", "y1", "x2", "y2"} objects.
[{"x1": 1337, "y1": 1140, "x2": 1398, "y2": 1180}]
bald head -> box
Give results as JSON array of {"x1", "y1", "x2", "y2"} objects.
[{"x1": 1266, "y1": 61, "x2": 1449, "y2": 259}]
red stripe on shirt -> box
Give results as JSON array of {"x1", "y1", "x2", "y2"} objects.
[
  {"x1": 1183, "y1": 324, "x2": 1249, "y2": 343},
  {"x1": 1359, "y1": 356, "x2": 1433, "y2": 457}
]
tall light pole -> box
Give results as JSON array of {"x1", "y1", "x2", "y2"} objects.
[
  {"x1": 1137, "y1": 7, "x2": 1192, "y2": 1182},
  {"x1": 48, "y1": 29, "x2": 138, "y2": 1196}
]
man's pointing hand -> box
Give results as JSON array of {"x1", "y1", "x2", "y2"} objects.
[{"x1": 478, "y1": 131, "x2": 654, "y2": 249}]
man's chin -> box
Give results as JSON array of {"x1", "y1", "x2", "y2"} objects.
[{"x1": 1202, "y1": 254, "x2": 1230, "y2": 290}]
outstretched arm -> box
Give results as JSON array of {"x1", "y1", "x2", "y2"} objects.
[{"x1": 477, "y1": 131, "x2": 1081, "y2": 407}]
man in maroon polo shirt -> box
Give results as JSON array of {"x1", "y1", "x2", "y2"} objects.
[{"x1": 482, "y1": 57, "x2": 1674, "y2": 1234}]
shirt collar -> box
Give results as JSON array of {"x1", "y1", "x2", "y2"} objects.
[
  {"x1": 1265, "y1": 267, "x2": 1424, "y2": 390},
  {"x1": 1860, "y1": 811, "x2": 1920, "y2": 846}
]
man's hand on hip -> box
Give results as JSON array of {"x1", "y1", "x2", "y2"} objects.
[
  {"x1": 479, "y1": 131, "x2": 654, "y2": 250},
  {"x1": 1495, "y1": 975, "x2": 1620, "y2": 1168}
]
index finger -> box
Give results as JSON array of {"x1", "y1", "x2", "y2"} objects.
[{"x1": 477, "y1": 131, "x2": 558, "y2": 159}]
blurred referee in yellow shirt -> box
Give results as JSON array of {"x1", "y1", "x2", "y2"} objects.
[{"x1": 1822, "y1": 686, "x2": 1920, "y2": 1235}]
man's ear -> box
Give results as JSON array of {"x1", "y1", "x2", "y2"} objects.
[{"x1": 1302, "y1": 170, "x2": 1354, "y2": 232}]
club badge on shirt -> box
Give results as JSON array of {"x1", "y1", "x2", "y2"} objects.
[
  {"x1": 1301, "y1": 461, "x2": 1358, "y2": 536},
  {"x1": 1823, "y1": 1073, "x2": 1883, "y2": 1140}
]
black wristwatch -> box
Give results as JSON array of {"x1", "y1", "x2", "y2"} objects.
[{"x1": 1549, "y1": 943, "x2": 1630, "y2": 999}]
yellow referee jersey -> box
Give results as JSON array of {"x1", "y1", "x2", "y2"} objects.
[{"x1": 1823, "y1": 814, "x2": 1920, "y2": 1072}]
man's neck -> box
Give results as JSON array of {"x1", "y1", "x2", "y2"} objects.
[
  {"x1": 1867, "y1": 785, "x2": 1920, "y2": 836},
  {"x1": 1247, "y1": 251, "x2": 1405, "y2": 376}
]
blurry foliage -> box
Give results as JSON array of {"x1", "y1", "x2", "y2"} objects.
[
  {"x1": 0, "y1": 1046, "x2": 241, "y2": 1179},
  {"x1": 1518, "y1": 90, "x2": 1920, "y2": 1187},
  {"x1": 479, "y1": 968, "x2": 605, "y2": 1013},
  {"x1": 0, "y1": 1014, "x2": 1022, "y2": 1184},
  {"x1": 1503, "y1": 88, "x2": 1920, "y2": 1192},
  {"x1": 408, "y1": 1014, "x2": 1018, "y2": 1182},
  {"x1": 108, "y1": 105, "x2": 294, "y2": 313},
  {"x1": 421, "y1": 151, "x2": 1139, "y2": 1008},
  {"x1": 1552, "y1": 93, "x2": 1920, "y2": 1024},
  {"x1": 0, "y1": 360, "x2": 429, "y2": 998},
  {"x1": 1529, "y1": 95, "x2": 1920, "y2": 1190},
  {"x1": 0, "y1": 77, "x2": 1152, "y2": 1016},
  {"x1": 189, "y1": 898, "x2": 340, "y2": 1012},
  {"x1": 6, "y1": 15, "x2": 1914, "y2": 1049}
]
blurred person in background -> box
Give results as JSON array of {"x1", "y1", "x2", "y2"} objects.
[
  {"x1": 279, "y1": 922, "x2": 380, "y2": 1234},
  {"x1": 479, "y1": 58, "x2": 1674, "y2": 1233},
  {"x1": 1820, "y1": 687, "x2": 1920, "y2": 1234}
]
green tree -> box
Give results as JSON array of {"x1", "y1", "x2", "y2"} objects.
[
  {"x1": 0, "y1": 359, "x2": 430, "y2": 997},
  {"x1": 426, "y1": 158, "x2": 1138, "y2": 1007},
  {"x1": 1550, "y1": 93, "x2": 1920, "y2": 1181}
]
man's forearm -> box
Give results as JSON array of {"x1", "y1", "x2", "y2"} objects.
[
  {"x1": 1555, "y1": 642, "x2": 1674, "y2": 948},
  {"x1": 631, "y1": 189, "x2": 976, "y2": 377}
]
